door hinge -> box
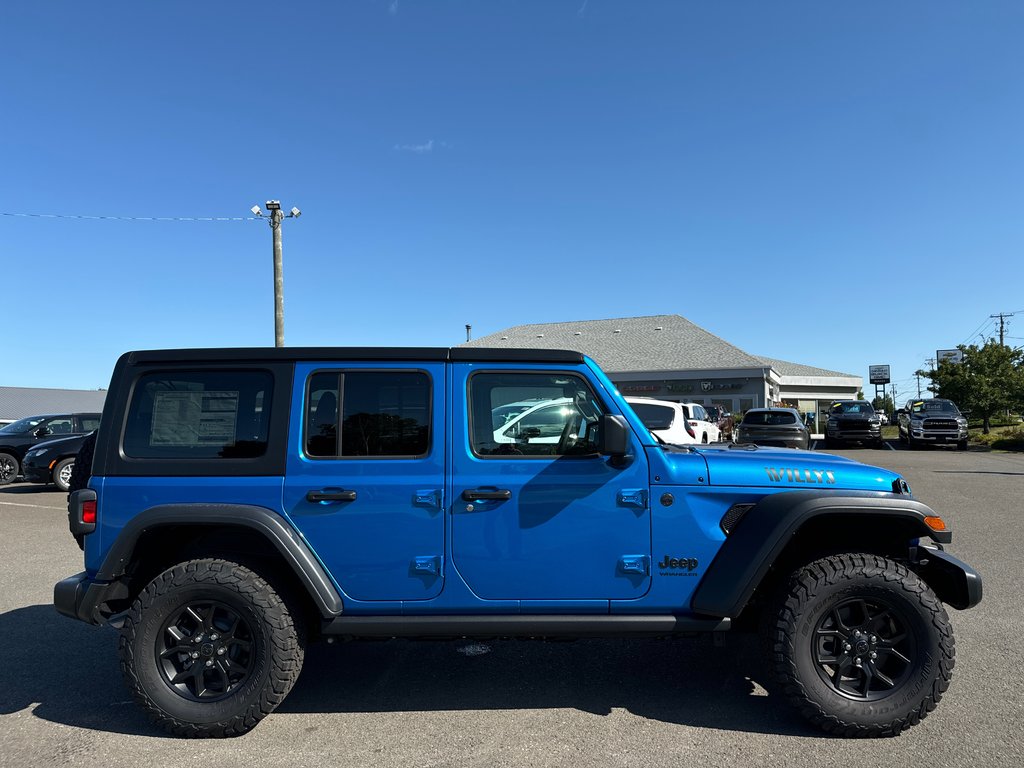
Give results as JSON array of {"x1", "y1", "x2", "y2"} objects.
[
  {"x1": 412, "y1": 556, "x2": 442, "y2": 576},
  {"x1": 617, "y1": 489, "x2": 648, "y2": 508},
  {"x1": 619, "y1": 555, "x2": 649, "y2": 575},
  {"x1": 414, "y1": 489, "x2": 442, "y2": 511}
]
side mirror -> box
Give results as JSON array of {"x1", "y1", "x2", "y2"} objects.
[
  {"x1": 599, "y1": 414, "x2": 630, "y2": 457},
  {"x1": 34, "y1": 427, "x2": 51, "y2": 437}
]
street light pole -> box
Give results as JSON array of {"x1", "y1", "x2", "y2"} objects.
[{"x1": 251, "y1": 200, "x2": 301, "y2": 347}]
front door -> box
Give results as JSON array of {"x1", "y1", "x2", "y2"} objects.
[
  {"x1": 450, "y1": 364, "x2": 652, "y2": 601},
  {"x1": 283, "y1": 362, "x2": 446, "y2": 602}
]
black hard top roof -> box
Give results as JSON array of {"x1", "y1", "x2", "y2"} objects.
[{"x1": 123, "y1": 347, "x2": 586, "y2": 365}]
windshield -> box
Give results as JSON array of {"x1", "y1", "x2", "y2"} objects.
[
  {"x1": 830, "y1": 402, "x2": 874, "y2": 415},
  {"x1": 0, "y1": 416, "x2": 47, "y2": 434},
  {"x1": 742, "y1": 410, "x2": 797, "y2": 426},
  {"x1": 911, "y1": 400, "x2": 960, "y2": 415}
]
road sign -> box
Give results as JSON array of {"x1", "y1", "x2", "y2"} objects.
[
  {"x1": 937, "y1": 349, "x2": 963, "y2": 364},
  {"x1": 869, "y1": 365, "x2": 890, "y2": 384}
]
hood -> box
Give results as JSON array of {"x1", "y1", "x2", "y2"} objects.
[
  {"x1": 698, "y1": 444, "x2": 902, "y2": 493},
  {"x1": 30, "y1": 433, "x2": 87, "y2": 452}
]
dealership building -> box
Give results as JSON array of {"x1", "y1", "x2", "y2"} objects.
[{"x1": 462, "y1": 314, "x2": 861, "y2": 434}]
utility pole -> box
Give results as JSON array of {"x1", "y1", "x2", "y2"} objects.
[
  {"x1": 251, "y1": 201, "x2": 301, "y2": 347},
  {"x1": 990, "y1": 313, "x2": 1010, "y2": 346}
]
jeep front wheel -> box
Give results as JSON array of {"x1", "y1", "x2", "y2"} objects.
[
  {"x1": 120, "y1": 558, "x2": 304, "y2": 737},
  {"x1": 767, "y1": 553, "x2": 954, "y2": 737}
]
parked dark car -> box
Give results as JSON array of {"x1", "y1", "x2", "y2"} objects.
[
  {"x1": 824, "y1": 400, "x2": 883, "y2": 448},
  {"x1": 21, "y1": 432, "x2": 92, "y2": 492},
  {"x1": 735, "y1": 407, "x2": 810, "y2": 449},
  {"x1": 704, "y1": 404, "x2": 734, "y2": 441},
  {"x1": 0, "y1": 413, "x2": 101, "y2": 485}
]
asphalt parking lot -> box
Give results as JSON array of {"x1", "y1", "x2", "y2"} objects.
[{"x1": 1, "y1": 446, "x2": 1022, "y2": 768}]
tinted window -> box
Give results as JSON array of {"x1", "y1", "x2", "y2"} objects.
[
  {"x1": 123, "y1": 371, "x2": 273, "y2": 459},
  {"x1": 742, "y1": 411, "x2": 797, "y2": 426},
  {"x1": 305, "y1": 371, "x2": 430, "y2": 458},
  {"x1": 630, "y1": 402, "x2": 675, "y2": 430},
  {"x1": 80, "y1": 416, "x2": 101, "y2": 432},
  {"x1": 470, "y1": 372, "x2": 606, "y2": 457}
]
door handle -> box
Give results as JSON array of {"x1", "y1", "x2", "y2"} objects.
[
  {"x1": 306, "y1": 489, "x2": 358, "y2": 503},
  {"x1": 461, "y1": 488, "x2": 512, "y2": 501}
]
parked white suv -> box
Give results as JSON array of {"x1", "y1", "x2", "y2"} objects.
[{"x1": 625, "y1": 397, "x2": 721, "y2": 444}]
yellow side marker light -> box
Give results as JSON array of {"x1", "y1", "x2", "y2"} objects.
[{"x1": 924, "y1": 516, "x2": 947, "y2": 532}]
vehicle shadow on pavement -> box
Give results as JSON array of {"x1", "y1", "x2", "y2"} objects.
[
  {"x1": 0, "y1": 605, "x2": 154, "y2": 736},
  {"x1": 2, "y1": 604, "x2": 818, "y2": 738},
  {"x1": 281, "y1": 633, "x2": 817, "y2": 737}
]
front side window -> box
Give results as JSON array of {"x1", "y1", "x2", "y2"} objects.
[
  {"x1": 470, "y1": 372, "x2": 606, "y2": 458},
  {"x1": 123, "y1": 370, "x2": 273, "y2": 459},
  {"x1": 304, "y1": 370, "x2": 430, "y2": 458}
]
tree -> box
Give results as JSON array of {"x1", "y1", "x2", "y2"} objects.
[
  {"x1": 871, "y1": 394, "x2": 894, "y2": 414},
  {"x1": 921, "y1": 341, "x2": 1024, "y2": 433}
]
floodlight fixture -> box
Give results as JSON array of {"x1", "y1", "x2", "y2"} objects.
[
  {"x1": 251, "y1": 205, "x2": 262, "y2": 216},
  {"x1": 265, "y1": 200, "x2": 282, "y2": 211},
  {"x1": 289, "y1": 207, "x2": 301, "y2": 218}
]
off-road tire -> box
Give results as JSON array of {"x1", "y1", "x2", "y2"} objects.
[
  {"x1": 53, "y1": 458, "x2": 75, "y2": 492},
  {"x1": 767, "y1": 553, "x2": 954, "y2": 737},
  {"x1": 120, "y1": 559, "x2": 305, "y2": 738},
  {"x1": 0, "y1": 452, "x2": 19, "y2": 485}
]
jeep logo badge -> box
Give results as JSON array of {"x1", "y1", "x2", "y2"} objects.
[{"x1": 658, "y1": 555, "x2": 699, "y2": 571}]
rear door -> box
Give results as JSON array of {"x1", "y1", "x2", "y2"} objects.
[
  {"x1": 450, "y1": 364, "x2": 652, "y2": 602},
  {"x1": 283, "y1": 362, "x2": 446, "y2": 602}
]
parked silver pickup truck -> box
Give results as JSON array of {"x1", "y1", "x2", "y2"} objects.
[{"x1": 898, "y1": 398, "x2": 969, "y2": 450}]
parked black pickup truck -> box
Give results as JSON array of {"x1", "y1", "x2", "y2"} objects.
[{"x1": 824, "y1": 400, "x2": 883, "y2": 448}]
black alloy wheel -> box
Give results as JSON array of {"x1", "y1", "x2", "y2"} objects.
[
  {"x1": 155, "y1": 599, "x2": 256, "y2": 702},
  {"x1": 811, "y1": 597, "x2": 915, "y2": 701},
  {"x1": 0, "y1": 453, "x2": 18, "y2": 485}
]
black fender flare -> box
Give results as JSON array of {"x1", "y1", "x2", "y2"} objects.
[
  {"x1": 96, "y1": 503, "x2": 344, "y2": 617},
  {"x1": 690, "y1": 491, "x2": 950, "y2": 618}
]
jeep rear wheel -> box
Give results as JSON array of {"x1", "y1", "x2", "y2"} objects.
[
  {"x1": 120, "y1": 559, "x2": 304, "y2": 737},
  {"x1": 767, "y1": 553, "x2": 954, "y2": 737}
]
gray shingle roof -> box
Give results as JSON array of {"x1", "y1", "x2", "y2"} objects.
[
  {"x1": 463, "y1": 315, "x2": 768, "y2": 373},
  {"x1": 0, "y1": 387, "x2": 107, "y2": 422},
  {"x1": 755, "y1": 356, "x2": 856, "y2": 378}
]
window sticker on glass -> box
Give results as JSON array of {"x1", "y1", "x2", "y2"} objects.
[{"x1": 151, "y1": 391, "x2": 239, "y2": 447}]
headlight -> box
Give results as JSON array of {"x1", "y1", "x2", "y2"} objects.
[
  {"x1": 25, "y1": 448, "x2": 46, "y2": 459},
  {"x1": 957, "y1": 417, "x2": 968, "y2": 426},
  {"x1": 869, "y1": 418, "x2": 880, "y2": 424}
]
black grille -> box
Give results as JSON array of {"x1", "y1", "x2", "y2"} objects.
[
  {"x1": 720, "y1": 503, "x2": 754, "y2": 534},
  {"x1": 924, "y1": 419, "x2": 957, "y2": 430}
]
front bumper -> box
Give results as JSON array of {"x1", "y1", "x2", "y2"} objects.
[
  {"x1": 54, "y1": 572, "x2": 128, "y2": 625},
  {"x1": 911, "y1": 541, "x2": 983, "y2": 610},
  {"x1": 21, "y1": 456, "x2": 53, "y2": 483}
]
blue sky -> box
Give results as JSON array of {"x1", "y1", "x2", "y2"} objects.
[{"x1": 3, "y1": 1, "x2": 1022, "y2": 401}]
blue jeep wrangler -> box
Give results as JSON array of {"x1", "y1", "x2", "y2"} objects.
[{"x1": 55, "y1": 347, "x2": 982, "y2": 738}]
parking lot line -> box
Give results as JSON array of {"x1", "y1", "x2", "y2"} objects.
[{"x1": 1, "y1": 500, "x2": 64, "y2": 511}]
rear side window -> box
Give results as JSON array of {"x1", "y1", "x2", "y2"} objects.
[
  {"x1": 123, "y1": 370, "x2": 273, "y2": 459},
  {"x1": 305, "y1": 370, "x2": 431, "y2": 458},
  {"x1": 80, "y1": 416, "x2": 101, "y2": 432}
]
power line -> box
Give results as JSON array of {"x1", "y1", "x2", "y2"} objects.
[{"x1": 1, "y1": 211, "x2": 259, "y2": 222}]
